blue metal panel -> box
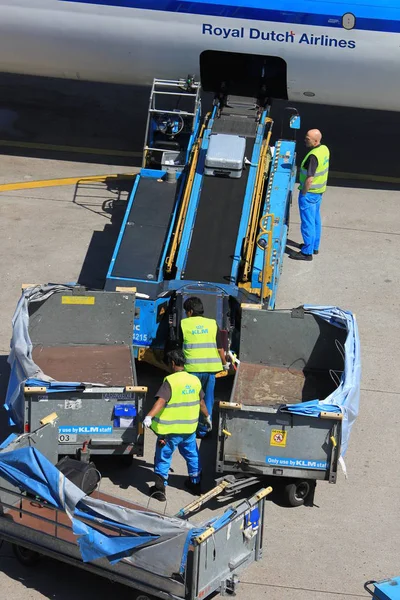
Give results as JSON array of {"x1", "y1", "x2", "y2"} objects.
[
  {"x1": 251, "y1": 140, "x2": 297, "y2": 306},
  {"x1": 230, "y1": 110, "x2": 268, "y2": 283},
  {"x1": 372, "y1": 578, "x2": 400, "y2": 600}
]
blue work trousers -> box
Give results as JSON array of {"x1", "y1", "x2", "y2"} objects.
[
  {"x1": 194, "y1": 372, "x2": 216, "y2": 437},
  {"x1": 154, "y1": 433, "x2": 201, "y2": 485},
  {"x1": 298, "y1": 192, "x2": 323, "y2": 255}
]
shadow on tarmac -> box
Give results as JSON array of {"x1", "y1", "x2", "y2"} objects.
[
  {"x1": 75, "y1": 176, "x2": 136, "y2": 289},
  {"x1": 0, "y1": 73, "x2": 399, "y2": 188}
]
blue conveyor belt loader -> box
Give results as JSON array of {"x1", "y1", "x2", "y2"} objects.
[{"x1": 104, "y1": 73, "x2": 300, "y2": 370}]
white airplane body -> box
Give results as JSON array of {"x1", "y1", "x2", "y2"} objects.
[{"x1": 0, "y1": 0, "x2": 399, "y2": 110}]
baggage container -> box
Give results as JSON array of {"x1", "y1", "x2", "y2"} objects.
[
  {"x1": 205, "y1": 133, "x2": 246, "y2": 178},
  {"x1": 6, "y1": 285, "x2": 147, "y2": 463},
  {"x1": 0, "y1": 428, "x2": 271, "y2": 600},
  {"x1": 217, "y1": 306, "x2": 360, "y2": 506}
]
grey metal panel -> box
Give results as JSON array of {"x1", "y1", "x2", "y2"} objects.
[
  {"x1": 195, "y1": 496, "x2": 264, "y2": 598},
  {"x1": 240, "y1": 308, "x2": 346, "y2": 372},
  {"x1": 26, "y1": 388, "x2": 145, "y2": 457},
  {"x1": 217, "y1": 405, "x2": 340, "y2": 481},
  {"x1": 28, "y1": 290, "x2": 135, "y2": 346}
]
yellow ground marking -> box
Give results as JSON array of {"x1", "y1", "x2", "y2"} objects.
[{"x1": 0, "y1": 173, "x2": 136, "y2": 192}]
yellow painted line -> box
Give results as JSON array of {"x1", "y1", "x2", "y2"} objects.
[
  {"x1": 0, "y1": 138, "x2": 142, "y2": 158},
  {"x1": 0, "y1": 173, "x2": 135, "y2": 192},
  {"x1": 330, "y1": 171, "x2": 400, "y2": 184}
]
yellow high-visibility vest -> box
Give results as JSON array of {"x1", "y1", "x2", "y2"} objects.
[
  {"x1": 181, "y1": 316, "x2": 222, "y2": 373},
  {"x1": 151, "y1": 370, "x2": 202, "y2": 435},
  {"x1": 299, "y1": 145, "x2": 330, "y2": 194}
]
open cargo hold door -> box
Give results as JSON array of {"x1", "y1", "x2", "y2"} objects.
[{"x1": 200, "y1": 50, "x2": 288, "y2": 100}]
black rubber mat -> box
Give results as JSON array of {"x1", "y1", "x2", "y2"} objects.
[
  {"x1": 112, "y1": 178, "x2": 177, "y2": 280},
  {"x1": 183, "y1": 137, "x2": 254, "y2": 284},
  {"x1": 212, "y1": 114, "x2": 257, "y2": 138}
]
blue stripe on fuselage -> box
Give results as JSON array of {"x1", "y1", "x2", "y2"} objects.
[{"x1": 61, "y1": 0, "x2": 400, "y2": 34}]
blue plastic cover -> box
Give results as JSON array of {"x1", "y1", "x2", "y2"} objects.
[
  {"x1": 114, "y1": 404, "x2": 136, "y2": 427},
  {"x1": 0, "y1": 444, "x2": 195, "y2": 572},
  {"x1": 280, "y1": 306, "x2": 361, "y2": 456}
]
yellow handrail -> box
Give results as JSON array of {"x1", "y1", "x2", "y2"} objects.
[
  {"x1": 165, "y1": 118, "x2": 207, "y2": 273},
  {"x1": 257, "y1": 213, "x2": 275, "y2": 301},
  {"x1": 241, "y1": 118, "x2": 273, "y2": 282}
]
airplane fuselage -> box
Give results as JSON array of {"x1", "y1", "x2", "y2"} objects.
[{"x1": 0, "y1": 0, "x2": 399, "y2": 110}]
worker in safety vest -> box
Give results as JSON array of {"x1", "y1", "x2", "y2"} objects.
[
  {"x1": 290, "y1": 129, "x2": 330, "y2": 261},
  {"x1": 143, "y1": 349, "x2": 211, "y2": 501},
  {"x1": 180, "y1": 297, "x2": 228, "y2": 439}
]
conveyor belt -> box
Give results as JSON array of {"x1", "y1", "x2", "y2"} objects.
[
  {"x1": 112, "y1": 178, "x2": 177, "y2": 280},
  {"x1": 183, "y1": 137, "x2": 254, "y2": 283}
]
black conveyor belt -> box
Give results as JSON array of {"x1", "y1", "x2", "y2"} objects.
[
  {"x1": 112, "y1": 178, "x2": 177, "y2": 280},
  {"x1": 183, "y1": 137, "x2": 254, "y2": 284}
]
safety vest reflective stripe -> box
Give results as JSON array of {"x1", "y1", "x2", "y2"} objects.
[
  {"x1": 159, "y1": 400, "x2": 199, "y2": 408},
  {"x1": 185, "y1": 357, "x2": 221, "y2": 364},
  {"x1": 299, "y1": 145, "x2": 330, "y2": 194},
  {"x1": 300, "y1": 166, "x2": 329, "y2": 177},
  {"x1": 183, "y1": 342, "x2": 217, "y2": 350},
  {"x1": 151, "y1": 371, "x2": 201, "y2": 435},
  {"x1": 300, "y1": 181, "x2": 326, "y2": 190},
  {"x1": 181, "y1": 316, "x2": 223, "y2": 373},
  {"x1": 153, "y1": 417, "x2": 199, "y2": 426}
]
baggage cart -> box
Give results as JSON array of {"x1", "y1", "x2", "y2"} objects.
[
  {"x1": 6, "y1": 285, "x2": 147, "y2": 463},
  {"x1": 217, "y1": 306, "x2": 360, "y2": 506},
  {"x1": 205, "y1": 133, "x2": 246, "y2": 178},
  {"x1": 0, "y1": 428, "x2": 271, "y2": 600}
]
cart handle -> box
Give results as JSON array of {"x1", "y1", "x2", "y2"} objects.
[{"x1": 364, "y1": 580, "x2": 377, "y2": 596}]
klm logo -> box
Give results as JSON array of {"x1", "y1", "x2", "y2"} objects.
[
  {"x1": 182, "y1": 385, "x2": 195, "y2": 395},
  {"x1": 192, "y1": 325, "x2": 209, "y2": 335},
  {"x1": 323, "y1": 157, "x2": 329, "y2": 165}
]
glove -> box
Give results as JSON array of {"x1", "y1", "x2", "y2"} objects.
[
  {"x1": 143, "y1": 416, "x2": 152, "y2": 428},
  {"x1": 223, "y1": 362, "x2": 230, "y2": 371},
  {"x1": 205, "y1": 415, "x2": 212, "y2": 432}
]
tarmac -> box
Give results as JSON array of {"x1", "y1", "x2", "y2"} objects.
[{"x1": 0, "y1": 74, "x2": 399, "y2": 600}]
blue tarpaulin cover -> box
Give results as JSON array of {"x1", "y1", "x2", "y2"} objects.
[
  {"x1": 0, "y1": 444, "x2": 195, "y2": 573},
  {"x1": 280, "y1": 306, "x2": 361, "y2": 456}
]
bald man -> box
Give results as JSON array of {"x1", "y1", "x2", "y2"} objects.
[{"x1": 290, "y1": 129, "x2": 330, "y2": 261}]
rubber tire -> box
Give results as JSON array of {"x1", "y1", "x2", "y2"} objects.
[
  {"x1": 119, "y1": 454, "x2": 134, "y2": 467},
  {"x1": 283, "y1": 480, "x2": 311, "y2": 507},
  {"x1": 12, "y1": 544, "x2": 41, "y2": 566}
]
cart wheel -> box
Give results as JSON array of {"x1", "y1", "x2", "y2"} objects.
[
  {"x1": 119, "y1": 454, "x2": 134, "y2": 467},
  {"x1": 12, "y1": 544, "x2": 41, "y2": 566},
  {"x1": 136, "y1": 595, "x2": 156, "y2": 600},
  {"x1": 283, "y1": 480, "x2": 310, "y2": 507}
]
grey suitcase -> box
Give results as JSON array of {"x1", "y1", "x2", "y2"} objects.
[{"x1": 205, "y1": 133, "x2": 246, "y2": 179}]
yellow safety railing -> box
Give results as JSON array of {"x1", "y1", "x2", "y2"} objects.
[
  {"x1": 241, "y1": 118, "x2": 273, "y2": 282},
  {"x1": 165, "y1": 118, "x2": 208, "y2": 274},
  {"x1": 256, "y1": 213, "x2": 275, "y2": 303}
]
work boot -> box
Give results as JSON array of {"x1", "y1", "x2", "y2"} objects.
[
  {"x1": 289, "y1": 251, "x2": 313, "y2": 261},
  {"x1": 184, "y1": 478, "x2": 202, "y2": 496},
  {"x1": 149, "y1": 475, "x2": 167, "y2": 502},
  {"x1": 300, "y1": 243, "x2": 319, "y2": 255}
]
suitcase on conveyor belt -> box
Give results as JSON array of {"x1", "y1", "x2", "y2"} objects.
[{"x1": 205, "y1": 133, "x2": 246, "y2": 179}]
